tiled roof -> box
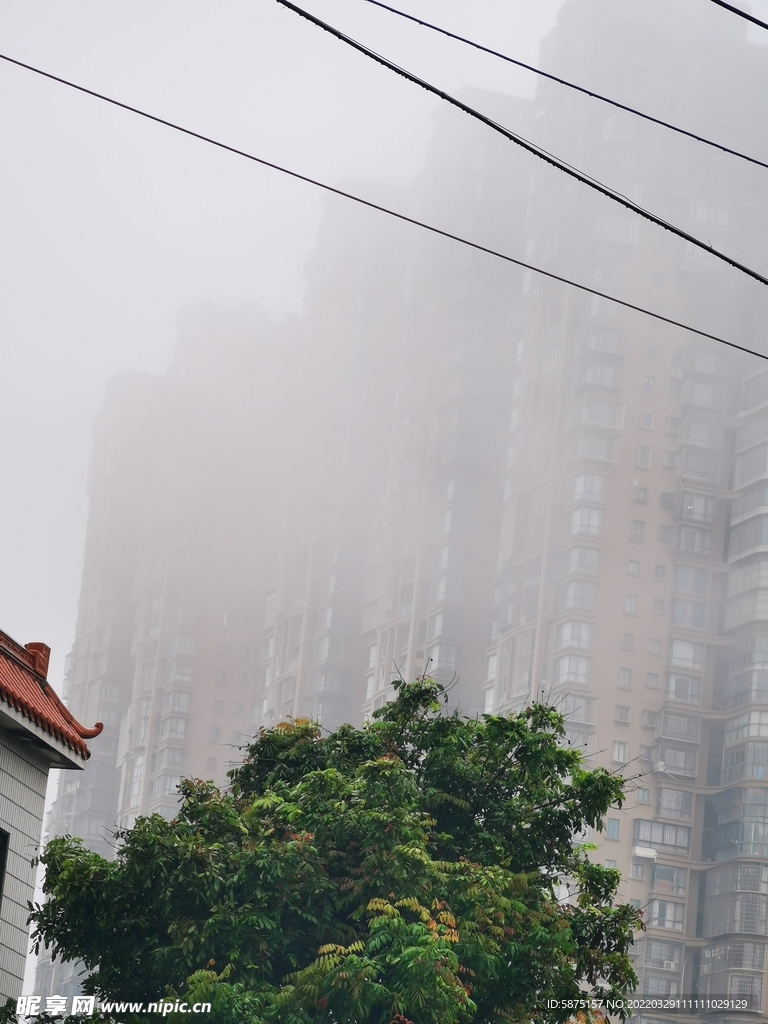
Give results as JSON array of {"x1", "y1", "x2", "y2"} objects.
[{"x1": 0, "y1": 631, "x2": 102, "y2": 760}]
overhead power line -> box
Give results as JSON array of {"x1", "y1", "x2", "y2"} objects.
[
  {"x1": 360, "y1": 0, "x2": 768, "y2": 173},
  {"x1": 275, "y1": 0, "x2": 768, "y2": 289},
  {"x1": 708, "y1": 0, "x2": 768, "y2": 30},
  {"x1": 0, "y1": 51, "x2": 766, "y2": 363}
]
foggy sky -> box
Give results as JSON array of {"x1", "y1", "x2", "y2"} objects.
[{"x1": 2, "y1": 0, "x2": 768, "y2": 688}]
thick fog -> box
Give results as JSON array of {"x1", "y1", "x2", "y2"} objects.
[
  {"x1": 2, "y1": 0, "x2": 765, "y2": 689},
  {"x1": 1, "y1": 0, "x2": 561, "y2": 685},
  {"x1": 8, "y1": 0, "x2": 768, "y2": 1007}
]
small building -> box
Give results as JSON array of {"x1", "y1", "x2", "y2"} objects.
[{"x1": 0, "y1": 630, "x2": 101, "y2": 1001}]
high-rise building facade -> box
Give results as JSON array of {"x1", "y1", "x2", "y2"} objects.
[
  {"x1": 477, "y1": 2, "x2": 768, "y2": 1015},
  {"x1": 39, "y1": 1, "x2": 768, "y2": 1014}
]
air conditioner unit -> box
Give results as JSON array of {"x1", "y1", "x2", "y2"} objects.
[
  {"x1": 663, "y1": 961, "x2": 678, "y2": 971},
  {"x1": 633, "y1": 845, "x2": 658, "y2": 860}
]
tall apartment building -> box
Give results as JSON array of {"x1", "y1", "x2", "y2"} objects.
[
  {"x1": 39, "y1": 0, "x2": 768, "y2": 1013},
  {"x1": 37, "y1": 307, "x2": 303, "y2": 997},
  {"x1": 479, "y1": 1, "x2": 768, "y2": 1016}
]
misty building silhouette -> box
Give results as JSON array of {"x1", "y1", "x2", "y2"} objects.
[{"x1": 38, "y1": 0, "x2": 768, "y2": 1013}]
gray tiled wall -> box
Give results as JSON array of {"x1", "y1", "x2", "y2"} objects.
[{"x1": 0, "y1": 733, "x2": 48, "y2": 1001}]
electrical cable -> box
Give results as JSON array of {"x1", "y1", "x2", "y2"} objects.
[
  {"x1": 275, "y1": 0, "x2": 768, "y2": 289},
  {"x1": 359, "y1": 0, "x2": 768, "y2": 173},
  {"x1": 708, "y1": 0, "x2": 768, "y2": 31},
  {"x1": 0, "y1": 50, "x2": 766, "y2": 362}
]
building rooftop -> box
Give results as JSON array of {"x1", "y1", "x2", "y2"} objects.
[{"x1": 0, "y1": 631, "x2": 102, "y2": 763}]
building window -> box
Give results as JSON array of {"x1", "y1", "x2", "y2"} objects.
[
  {"x1": 658, "y1": 526, "x2": 672, "y2": 542},
  {"x1": 170, "y1": 633, "x2": 196, "y2": 657},
  {"x1": 652, "y1": 865, "x2": 687, "y2": 894},
  {"x1": 655, "y1": 564, "x2": 667, "y2": 580},
  {"x1": 690, "y1": 204, "x2": 729, "y2": 229},
  {"x1": 212, "y1": 700, "x2": 223, "y2": 713},
  {"x1": 633, "y1": 486, "x2": 648, "y2": 503},
  {"x1": 634, "y1": 819, "x2": 691, "y2": 854},
  {"x1": 163, "y1": 690, "x2": 190, "y2": 712},
  {"x1": 678, "y1": 526, "x2": 712, "y2": 555},
  {"x1": 427, "y1": 613, "x2": 443, "y2": 641},
  {"x1": 649, "y1": 900, "x2": 684, "y2": 931},
  {"x1": 631, "y1": 520, "x2": 645, "y2": 542},
  {"x1": 670, "y1": 639, "x2": 705, "y2": 671},
  {"x1": 682, "y1": 492, "x2": 715, "y2": 523},
  {"x1": 631, "y1": 861, "x2": 645, "y2": 879},
  {"x1": 622, "y1": 633, "x2": 635, "y2": 650},
  {"x1": 636, "y1": 788, "x2": 651, "y2": 805},
  {"x1": 619, "y1": 668, "x2": 632, "y2": 688},
  {"x1": 722, "y1": 741, "x2": 768, "y2": 783},
  {"x1": 556, "y1": 654, "x2": 591, "y2": 685},
  {"x1": 637, "y1": 445, "x2": 652, "y2": 468},
  {"x1": 428, "y1": 643, "x2": 457, "y2": 673},
  {"x1": 662, "y1": 451, "x2": 678, "y2": 469},
  {"x1": 653, "y1": 598, "x2": 665, "y2": 614},
  {"x1": 628, "y1": 560, "x2": 640, "y2": 575},
  {"x1": 571, "y1": 506, "x2": 603, "y2": 537},
  {"x1": 643, "y1": 376, "x2": 656, "y2": 396},
  {"x1": 315, "y1": 635, "x2": 330, "y2": 663},
  {"x1": 625, "y1": 594, "x2": 638, "y2": 614},
  {"x1": 685, "y1": 429, "x2": 721, "y2": 469},
  {"x1": 606, "y1": 818, "x2": 620, "y2": 839},
  {"x1": 646, "y1": 672, "x2": 660, "y2": 688},
  {"x1": 671, "y1": 599, "x2": 707, "y2": 630},
  {"x1": 128, "y1": 755, "x2": 144, "y2": 807},
  {"x1": 615, "y1": 706, "x2": 631, "y2": 724},
  {"x1": 566, "y1": 546, "x2": 600, "y2": 575},
  {"x1": 658, "y1": 743, "x2": 698, "y2": 778},
  {"x1": 559, "y1": 579, "x2": 597, "y2": 611},
  {"x1": 581, "y1": 432, "x2": 617, "y2": 461},
  {"x1": 556, "y1": 620, "x2": 594, "y2": 650},
  {"x1": 167, "y1": 660, "x2": 193, "y2": 685},
  {"x1": 160, "y1": 717, "x2": 187, "y2": 740},
  {"x1": 640, "y1": 412, "x2": 655, "y2": 430},
  {"x1": 564, "y1": 725, "x2": 596, "y2": 756},
  {"x1": 573, "y1": 473, "x2": 605, "y2": 503},
  {"x1": 605, "y1": 859, "x2": 617, "y2": 869},
  {"x1": 658, "y1": 788, "x2": 693, "y2": 820},
  {"x1": 659, "y1": 491, "x2": 674, "y2": 509},
  {"x1": 675, "y1": 565, "x2": 709, "y2": 595},
  {"x1": 209, "y1": 726, "x2": 221, "y2": 743},
  {"x1": 613, "y1": 740, "x2": 629, "y2": 762}
]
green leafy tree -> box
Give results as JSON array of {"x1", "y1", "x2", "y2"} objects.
[{"x1": 28, "y1": 678, "x2": 640, "y2": 1023}]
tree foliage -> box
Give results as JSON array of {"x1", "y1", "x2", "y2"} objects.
[{"x1": 29, "y1": 678, "x2": 640, "y2": 1023}]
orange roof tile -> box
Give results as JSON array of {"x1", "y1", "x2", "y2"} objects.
[{"x1": 0, "y1": 631, "x2": 102, "y2": 760}]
